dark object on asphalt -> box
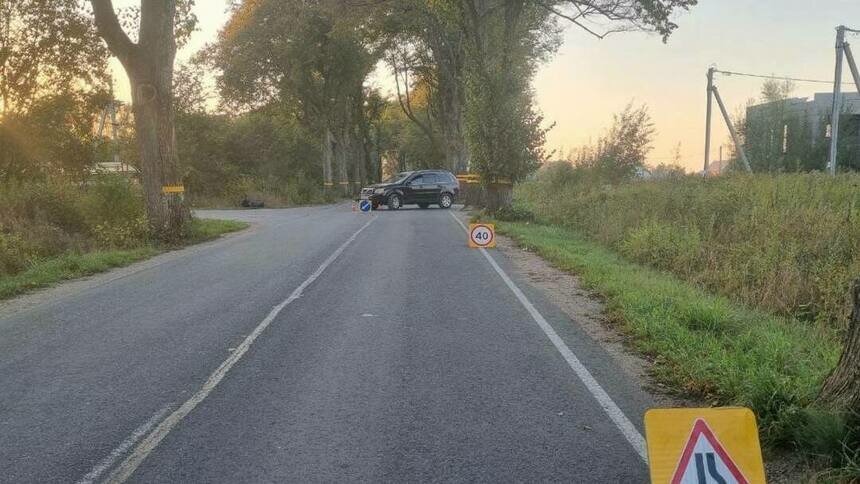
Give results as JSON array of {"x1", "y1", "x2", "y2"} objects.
[
  {"x1": 241, "y1": 197, "x2": 265, "y2": 208},
  {"x1": 359, "y1": 170, "x2": 460, "y2": 210}
]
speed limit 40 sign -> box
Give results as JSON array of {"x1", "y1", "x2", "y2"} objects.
[{"x1": 469, "y1": 223, "x2": 496, "y2": 248}]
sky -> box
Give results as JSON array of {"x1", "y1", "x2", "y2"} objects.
[{"x1": 111, "y1": 1, "x2": 860, "y2": 172}]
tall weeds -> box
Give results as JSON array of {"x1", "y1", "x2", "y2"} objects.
[
  {"x1": 516, "y1": 169, "x2": 860, "y2": 331},
  {"x1": 0, "y1": 176, "x2": 148, "y2": 277}
]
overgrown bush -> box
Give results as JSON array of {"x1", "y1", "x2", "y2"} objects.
[
  {"x1": 0, "y1": 233, "x2": 32, "y2": 275},
  {"x1": 517, "y1": 169, "x2": 860, "y2": 331},
  {"x1": 0, "y1": 176, "x2": 149, "y2": 276},
  {"x1": 80, "y1": 176, "x2": 147, "y2": 228},
  {"x1": 619, "y1": 222, "x2": 702, "y2": 277}
]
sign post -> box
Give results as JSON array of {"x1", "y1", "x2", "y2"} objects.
[{"x1": 645, "y1": 407, "x2": 766, "y2": 484}]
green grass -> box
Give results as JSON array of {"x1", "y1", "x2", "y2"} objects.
[
  {"x1": 0, "y1": 248, "x2": 160, "y2": 299},
  {"x1": 0, "y1": 218, "x2": 248, "y2": 301},
  {"x1": 494, "y1": 220, "x2": 842, "y2": 452},
  {"x1": 183, "y1": 218, "x2": 250, "y2": 244},
  {"x1": 514, "y1": 171, "x2": 860, "y2": 330}
]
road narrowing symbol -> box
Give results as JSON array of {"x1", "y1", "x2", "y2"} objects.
[
  {"x1": 672, "y1": 419, "x2": 748, "y2": 484},
  {"x1": 469, "y1": 223, "x2": 496, "y2": 248},
  {"x1": 359, "y1": 199, "x2": 372, "y2": 213},
  {"x1": 645, "y1": 407, "x2": 766, "y2": 484}
]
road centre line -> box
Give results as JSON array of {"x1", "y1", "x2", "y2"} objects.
[
  {"x1": 76, "y1": 403, "x2": 174, "y2": 484},
  {"x1": 84, "y1": 216, "x2": 377, "y2": 484},
  {"x1": 448, "y1": 212, "x2": 648, "y2": 462}
]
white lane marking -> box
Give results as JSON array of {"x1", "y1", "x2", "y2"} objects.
[
  {"x1": 449, "y1": 212, "x2": 648, "y2": 462},
  {"x1": 77, "y1": 404, "x2": 174, "y2": 484},
  {"x1": 96, "y1": 216, "x2": 377, "y2": 484}
]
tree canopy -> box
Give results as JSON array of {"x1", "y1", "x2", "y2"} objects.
[
  {"x1": 2, "y1": 0, "x2": 700, "y2": 205},
  {"x1": 0, "y1": 0, "x2": 109, "y2": 116}
]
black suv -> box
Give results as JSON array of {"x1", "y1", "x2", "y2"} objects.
[{"x1": 360, "y1": 170, "x2": 460, "y2": 210}]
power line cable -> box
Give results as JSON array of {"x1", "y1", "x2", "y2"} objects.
[{"x1": 714, "y1": 69, "x2": 834, "y2": 85}]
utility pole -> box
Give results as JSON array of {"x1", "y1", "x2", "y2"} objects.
[
  {"x1": 704, "y1": 67, "x2": 750, "y2": 173},
  {"x1": 844, "y1": 41, "x2": 860, "y2": 95},
  {"x1": 829, "y1": 26, "x2": 846, "y2": 176},
  {"x1": 704, "y1": 67, "x2": 715, "y2": 175},
  {"x1": 712, "y1": 84, "x2": 751, "y2": 172}
]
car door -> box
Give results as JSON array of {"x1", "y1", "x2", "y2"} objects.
[
  {"x1": 402, "y1": 174, "x2": 423, "y2": 203},
  {"x1": 418, "y1": 173, "x2": 441, "y2": 202}
]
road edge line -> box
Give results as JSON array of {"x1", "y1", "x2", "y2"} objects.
[
  {"x1": 449, "y1": 212, "x2": 648, "y2": 462},
  {"x1": 94, "y1": 216, "x2": 377, "y2": 484}
]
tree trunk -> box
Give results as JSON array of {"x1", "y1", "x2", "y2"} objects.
[
  {"x1": 462, "y1": 182, "x2": 512, "y2": 212},
  {"x1": 819, "y1": 278, "x2": 860, "y2": 411},
  {"x1": 91, "y1": 0, "x2": 187, "y2": 240},
  {"x1": 441, "y1": 112, "x2": 469, "y2": 173},
  {"x1": 128, "y1": 69, "x2": 186, "y2": 239},
  {"x1": 351, "y1": 129, "x2": 366, "y2": 189},
  {"x1": 322, "y1": 127, "x2": 334, "y2": 193},
  {"x1": 484, "y1": 183, "x2": 513, "y2": 213},
  {"x1": 436, "y1": 75, "x2": 469, "y2": 173},
  {"x1": 333, "y1": 128, "x2": 350, "y2": 196},
  {"x1": 426, "y1": 19, "x2": 469, "y2": 174},
  {"x1": 374, "y1": 124, "x2": 382, "y2": 182}
]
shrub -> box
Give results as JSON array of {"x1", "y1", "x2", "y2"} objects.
[
  {"x1": 0, "y1": 233, "x2": 32, "y2": 275},
  {"x1": 0, "y1": 177, "x2": 150, "y2": 275},
  {"x1": 79, "y1": 176, "x2": 147, "y2": 229},
  {"x1": 92, "y1": 216, "x2": 149, "y2": 249},
  {"x1": 619, "y1": 222, "x2": 702, "y2": 278},
  {"x1": 0, "y1": 181, "x2": 88, "y2": 234},
  {"x1": 494, "y1": 201, "x2": 536, "y2": 223},
  {"x1": 517, "y1": 171, "x2": 860, "y2": 330}
]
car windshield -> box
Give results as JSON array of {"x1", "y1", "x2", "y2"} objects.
[{"x1": 384, "y1": 172, "x2": 411, "y2": 184}]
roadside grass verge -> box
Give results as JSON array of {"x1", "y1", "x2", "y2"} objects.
[
  {"x1": 182, "y1": 218, "x2": 249, "y2": 244},
  {"x1": 0, "y1": 218, "x2": 248, "y2": 301},
  {"x1": 514, "y1": 172, "x2": 860, "y2": 331},
  {"x1": 493, "y1": 220, "x2": 846, "y2": 458}
]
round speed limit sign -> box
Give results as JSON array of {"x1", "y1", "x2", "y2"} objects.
[{"x1": 469, "y1": 224, "x2": 496, "y2": 248}]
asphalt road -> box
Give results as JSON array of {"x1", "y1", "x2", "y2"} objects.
[{"x1": 0, "y1": 204, "x2": 656, "y2": 483}]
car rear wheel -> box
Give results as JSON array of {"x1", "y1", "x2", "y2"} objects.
[
  {"x1": 418, "y1": 203, "x2": 430, "y2": 209},
  {"x1": 439, "y1": 193, "x2": 453, "y2": 209},
  {"x1": 388, "y1": 194, "x2": 402, "y2": 210}
]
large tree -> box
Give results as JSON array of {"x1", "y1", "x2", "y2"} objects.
[
  {"x1": 375, "y1": 0, "x2": 471, "y2": 173},
  {"x1": 213, "y1": 0, "x2": 378, "y2": 195},
  {"x1": 90, "y1": 0, "x2": 192, "y2": 239}
]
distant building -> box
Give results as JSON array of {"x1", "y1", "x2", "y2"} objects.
[
  {"x1": 744, "y1": 92, "x2": 860, "y2": 171},
  {"x1": 746, "y1": 92, "x2": 860, "y2": 147},
  {"x1": 92, "y1": 161, "x2": 137, "y2": 175}
]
